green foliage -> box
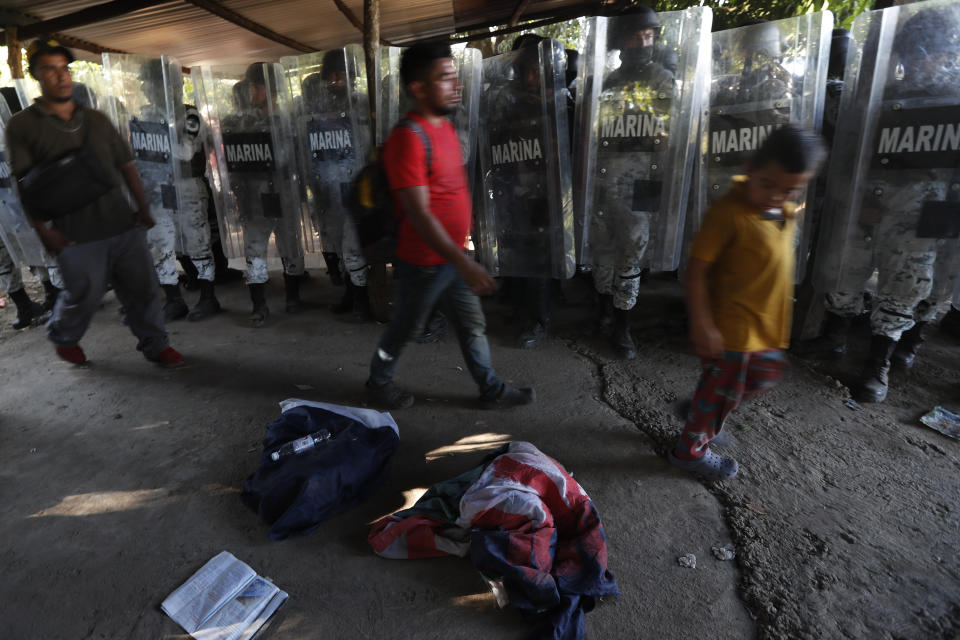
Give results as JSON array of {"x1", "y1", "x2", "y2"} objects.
[{"x1": 650, "y1": 0, "x2": 878, "y2": 31}]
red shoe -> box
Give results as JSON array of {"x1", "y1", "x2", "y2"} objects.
[
  {"x1": 56, "y1": 345, "x2": 87, "y2": 365},
  {"x1": 148, "y1": 347, "x2": 184, "y2": 368}
]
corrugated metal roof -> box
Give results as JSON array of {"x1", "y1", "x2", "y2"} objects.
[{"x1": 7, "y1": 0, "x2": 594, "y2": 67}]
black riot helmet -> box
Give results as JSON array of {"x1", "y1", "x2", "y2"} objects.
[
  {"x1": 245, "y1": 62, "x2": 268, "y2": 86},
  {"x1": 609, "y1": 6, "x2": 661, "y2": 69},
  {"x1": 512, "y1": 33, "x2": 546, "y2": 51},
  {"x1": 319, "y1": 49, "x2": 349, "y2": 98},
  {"x1": 320, "y1": 49, "x2": 347, "y2": 80},
  {"x1": 138, "y1": 58, "x2": 165, "y2": 85},
  {"x1": 137, "y1": 58, "x2": 180, "y2": 106},
  {"x1": 891, "y1": 7, "x2": 960, "y2": 90},
  {"x1": 609, "y1": 5, "x2": 660, "y2": 45},
  {"x1": 892, "y1": 8, "x2": 960, "y2": 62},
  {"x1": 512, "y1": 42, "x2": 542, "y2": 94}
]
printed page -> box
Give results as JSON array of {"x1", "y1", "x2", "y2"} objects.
[
  {"x1": 192, "y1": 576, "x2": 282, "y2": 640},
  {"x1": 161, "y1": 551, "x2": 257, "y2": 633},
  {"x1": 235, "y1": 584, "x2": 289, "y2": 640}
]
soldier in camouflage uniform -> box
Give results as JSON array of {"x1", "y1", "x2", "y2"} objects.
[
  {"x1": 0, "y1": 241, "x2": 53, "y2": 329},
  {"x1": 812, "y1": 9, "x2": 960, "y2": 402},
  {"x1": 176, "y1": 103, "x2": 221, "y2": 319},
  {"x1": 484, "y1": 42, "x2": 558, "y2": 348},
  {"x1": 134, "y1": 60, "x2": 190, "y2": 322},
  {"x1": 300, "y1": 50, "x2": 371, "y2": 322},
  {"x1": 589, "y1": 6, "x2": 675, "y2": 359},
  {"x1": 226, "y1": 63, "x2": 305, "y2": 327}
]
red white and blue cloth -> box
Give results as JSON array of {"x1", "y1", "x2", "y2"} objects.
[{"x1": 369, "y1": 441, "x2": 619, "y2": 640}]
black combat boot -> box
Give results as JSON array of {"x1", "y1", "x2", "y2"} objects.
[
  {"x1": 323, "y1": 252, "x2": 343, "y2": 286},
  {"x1": 188, "y1": 279, "x2": 221, "y2": 321},
  {"x1": 284, "y1": 274, "x2": 303, "y2": 313},
  {"x1": 795, "y1": 311, "x2": 851, "y2": 360},
  {"x1": 941, "y1": 307, "x2": 960, "y2": 340},
  {"x1": 162, "y1": 284, "x2": 189, "y2": 322},
  {"x1": 890, "y1": 322, "x2": 926, "y2": 370},
  {"x1": 177, "y1": 256, "x2": 200, "y2": 291},
  {"x1": 594, "y1": 293, "x2": 614, "y2": 336},
  {"x1": 854, "y1": 335, "x2": 897, "y2": 403},
  {"x1": 611, "y1": 308, "x2": 637, "y2": 360},
  {"x1": 331, "y1": 279, "x2": 355, "y2": 314},
  {"x1": 248, "y1": 283, "x2": 269, "y2": 328},
  {"x1": 351, "y1": 284, "x2": 373, "y2": 323},
  {"x1": 10, "y1": 288, "x2": 45, "y2": 330},
  {"x1": 41, "y1": 279, "x2": 61, "y2": 313}
]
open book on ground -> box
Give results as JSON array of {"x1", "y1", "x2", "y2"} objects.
[{"x1": 161, "y1": 551, "x2": 288, "y2": 640}]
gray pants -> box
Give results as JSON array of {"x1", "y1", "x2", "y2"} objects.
[{"x1": 48, "y1": 226, "x2": 169, "y2": 358}]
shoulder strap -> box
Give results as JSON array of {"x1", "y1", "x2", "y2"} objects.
[{"x1": 397, "y1": 117, "x2": 432, "y2": 176}]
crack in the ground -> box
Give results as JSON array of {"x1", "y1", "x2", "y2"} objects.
[{"x1": 561, "y1": 332, "x2": 771, "y2": 637}]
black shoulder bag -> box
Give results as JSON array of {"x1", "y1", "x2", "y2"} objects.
[{"x1": 17, "y1": 109, "x2": 116, "y2": 221}]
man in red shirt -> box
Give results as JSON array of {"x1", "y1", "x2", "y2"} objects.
[{"x1": 366, "y1": 42, "x2": 535, "y2": 410}]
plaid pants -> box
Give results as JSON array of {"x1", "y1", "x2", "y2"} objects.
[{"x1": 675, "y1": 349, "x2": 788, "y2": 459}]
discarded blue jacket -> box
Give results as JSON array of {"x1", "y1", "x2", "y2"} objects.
[{"x1": 242, "y1": 399, "x2": 400, "y2": 541}]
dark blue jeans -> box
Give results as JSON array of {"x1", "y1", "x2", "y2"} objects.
[{"x1": 368, "y1": 259, "x2": 503, "y2": 399}]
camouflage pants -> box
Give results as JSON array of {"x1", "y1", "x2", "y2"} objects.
[
  {"x1": 179, "y1": 178, "x2": 215, "y2": 282},
  {"x1": 0, "y1": 243, "x2": 62, "y2": 292},
  {"x1": 590, "y1": 210, "x2": 650, "y2": 311},
  {"x1": 147, "y1": 181, "x2": 215, "y2": 286},
  {"x1": 824, "y1": 214, "x2": 960, "y2": 340},
  {"x1": 146, "y1": 207, "x2": 181, "y2": 286},
  {"x1": 242, "y1": 215, "x2": 305, "y2": 285},
  {"x1": 313, "y1": 207, "x2": 366, "y2": 287},
  {"x1": 0, "y1": 241, "x2": 23, "y2": 293},
  {"x1": 341, "y1": 217, "x2": 367, "y2": 287}
]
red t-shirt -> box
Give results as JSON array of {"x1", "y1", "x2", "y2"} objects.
[{"x1": 382, "y1": 112, "x2": 471, "y2": 266}]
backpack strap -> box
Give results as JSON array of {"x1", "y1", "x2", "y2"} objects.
[{"x1": 397, "y1": 117, "x2": 432, "y2": 177}]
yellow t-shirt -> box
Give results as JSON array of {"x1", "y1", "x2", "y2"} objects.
[{"x1": 689, "y1": 179, "x2": 796, "y2": 352}]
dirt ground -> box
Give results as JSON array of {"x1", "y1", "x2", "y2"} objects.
[{"x1": 1, "y1": 263, "x2": 958, "y2": 640}]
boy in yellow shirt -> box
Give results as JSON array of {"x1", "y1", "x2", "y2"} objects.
[{"x1": 670, "y1": 125, "x2": 825, "y2": 480}]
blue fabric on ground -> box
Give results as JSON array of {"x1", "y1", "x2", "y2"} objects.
[{"x1": 241, "y1": 404, "x2": 399, "y2": 540}]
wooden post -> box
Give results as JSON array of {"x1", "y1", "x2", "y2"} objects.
[
  {"x1": 6, "y1": 26, "x2": 23, "y2": 79},
  {"x1": 363, "y1": 0, "x2": 380, "y2": 141},
  {"x1": 362, "y1": 0, "x2": 391, "y2": 318}
]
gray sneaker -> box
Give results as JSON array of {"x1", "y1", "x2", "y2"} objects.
[
  {"x1": 479, "y1": 385, "x2": 535, "y2": 410},
  {"x1": 667, "y1": 447, "x2": 738, "y2": 481},
  {"x1": 366, "y1": 380, "x2": 414, "y2": 410}
]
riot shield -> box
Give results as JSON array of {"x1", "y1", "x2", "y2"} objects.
[
  {"x1": 102, "y1": 54, "x2": 185, "y2": 247},
  {"x1": 476, "y1": 39, "x2": 575, "y2": 279},
  {"x1": 451, "y1": 47, "x2": 482, "y2": 183},
  {"x1": 191, "y1": 63, "x2": 307, "y2": 264},
  {"x1": 0, "y1": 99, "x2": 53, "y2": 269},
  {"x1": 377, "y1": 46, "x2": 406, "y2": 146},
  {"x1": 696, "y1": 12, "x2": 833, "y2": 278},
  {"x1": 578, "y1": 8, "x2": 711, "y2": 273},
  {"x1": 282, "y1": 46, "x2": 371, "y2": 256},
  {"x1": 813, "y1": 0, "x2": 960, "y2": 301}
]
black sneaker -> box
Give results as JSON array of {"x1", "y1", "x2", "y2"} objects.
[
  {"x1": 366, "y1": 380, "x2": 414, "y2": 409},
  {"x1": 479, "y1": 385, "x2": 535, "y2": 410}
]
